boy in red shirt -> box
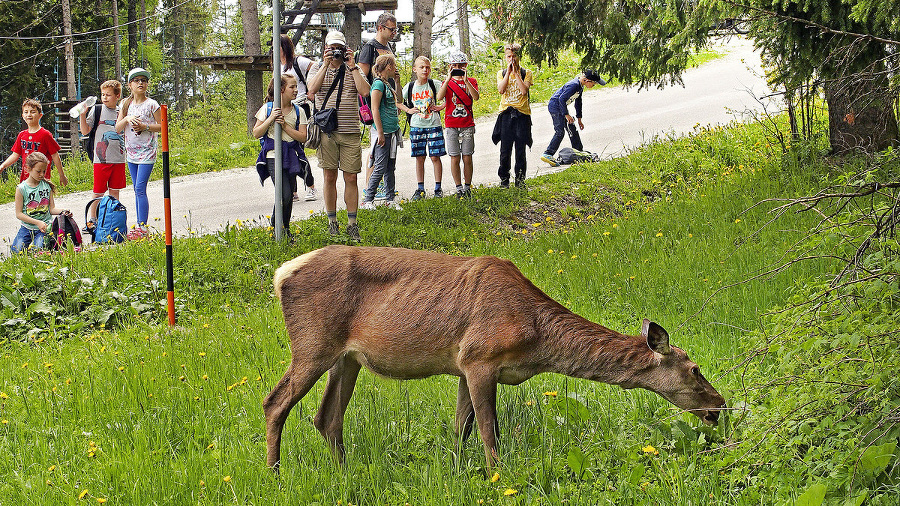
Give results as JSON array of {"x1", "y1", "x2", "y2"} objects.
[
  {"x1": 436, "y1": 51, "x2": 480, "y2": 199},
  {"x1": 0, "y1": 99, "x2": 67, "y2": 186}
]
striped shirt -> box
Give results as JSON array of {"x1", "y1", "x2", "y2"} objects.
[{"x1": 311, "y1": 62, "x2": 365, "y2": 135}]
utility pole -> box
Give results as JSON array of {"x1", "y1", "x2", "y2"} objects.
[
  {"x1": 112, "y1": 0, "x2": 122, "y2": 80},
  {"x1": 62, "y1": 0, "x2": 79, "y2": 153}
]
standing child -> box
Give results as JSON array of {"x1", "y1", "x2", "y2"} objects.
[
  {"x1": 436, "y1": 51, "x2": 480, "y2": 199},
  {"x1": 10, "y1": 153, "x2": 72, "y2": 253},
  {"x1": 401, "y1": 56, "x2": 446, "y2": 200},
  {"x1": 494, "y1": 43, "x2": 533, "y2": 188},
  {"x1": 0, "y1": 99, "x2": 68, "y2": 186},
  {"x1": 361, "y1": 54, "x2": 403, "y2": 211},
  {"x1": 277, "y1": 34, "x2": 318, "y2": 202},
  {"x1": 80, "y1": 80, "x2": 126, "y2": 232},
  {"x1": 116, "y1": 67, "x2": 161, "y2": 240},
  {"x1": 541, "y1": 69, "x2": 606, "y2": 166},
  {"x1": 252, "y1": 74, "x2": 308, "y2": 238}
]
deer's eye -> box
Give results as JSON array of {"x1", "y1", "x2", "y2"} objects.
[{"x1": 691, "y1": 366, "x2": 700, "y2": 377}]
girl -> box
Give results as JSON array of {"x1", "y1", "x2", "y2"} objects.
[
  {"x1": 252, "y1": 74, "x2": 308, "y2": 237},
  {"x1": 116, "y1": 67, "x2": 162, "y2": 240},
  {"x1": 361, "y1": 54, "x2": 402, "y2": 211},
  {"x1": 277, "y1": 35, "x2": 317, "y2": 202},
  {"x1": 11, "y1": 152, "x2": 71, "y2": 253}
]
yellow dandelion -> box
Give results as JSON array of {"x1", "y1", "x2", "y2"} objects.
[
  {"x1": 118, "y1": 366, "x2": 124, "y2": 372},
  {"x1": 202, "y1": 375, "x2": 209, "y2": 380},
  {"x1": 603, "y1": 231, "x2": 610, "y2": 236},
  {"x1": 48, "y1": 465, "x2": 56, "y2": 472},
  {"x1": 734, "y1": 218, "x2": 741, "y2": 223},
  {"x1": 547, "y1": 249, "x2": 554, "y2": 254},
  {"x1": 66, "y1": 378, "x2": 72, "y2": 385},
  {"x1": 1, "y1": 420, "x2": 8, "y2": 425},
  {"x1": 79, "y1": 489, "x2": 89, "y2": 499},
  {"x1": 222, "y1": 476, "x2": 231, "y2": 482},
  {"x1": 0, "y1": 391, "x2": 9, "y2": 399},
  {"x1": 525, "y1": 400, "x2": 534, "y2": 406},
  {"x1": 642, "y1": 444, "x2": 659, "y2": 455},
  {"x1": 612, "y1": 223, "x2": 618, "y2": 228},
  {"x1": 543, "y1": 391, "x2": 558, "y2": 397},
  {"x1": 491, "y1": 472, "x2": 500, "y2": 482},
  {"x1": 203, "y1": 323, "x2": 210, "y2": 328},
  {"x1": 199, "y1": 352, "x2": 206, "y2": 357},
  {"x1": 179, "y1": 376, "x2": 186, "y2": 382},
  {"x1": 207, "y1": 443, "x2": 215, "y2": 449},
  {"x1": 532, "y1": 223, "x2": 542, "y2": 228},
  {"x1": 688, "y1": 233, "x2": 693, "y2": 238},
  {"x1": 629, "y1": 276, "x2": 635, "y2": 280},
  {"x1": 557, "y1": 269, "x2": 563, "y2": 274},
  {"x1": 200, "y1": 480, "x2": 205, "y2": 487},
  {"x1": 570, "y1": 255, "x2": 577, "y2": 259},
  {"x1": 503, "y1": 489, "x2": 517, "y2": 496},
  {"x1": 21, "y1": 363, "x2": 28, "y2": 368},
  {"x1": 655, "y1": 232, "x2": 663, "y2": 237}
]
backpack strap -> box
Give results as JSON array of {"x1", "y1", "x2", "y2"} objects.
[
  {"x1": 447, "y1": 79, "x2": 473, "y2": 107},
  {"x1": 293, "y1": 104, "x2": 302, "y2": 130},
  {"x1": 89, "y1": 104, "x2": 103, "y2": 136}
]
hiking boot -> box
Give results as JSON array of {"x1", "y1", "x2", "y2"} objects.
[
  {"x1": 411, "y1": 188, "x2": 426, "y2": 201},
  {"x1": 385, "y1": 200, "x2": 403, "y2": 211},
  {"x1": 360, "y1": 201, "x2": 377, "y2": 210},
  {"x1": 541, "y1": 154, "x2": 560, "y2": 167},
  {"x1": 328, "y1": 221, "x2": 340, "y2": 237},
  {"x1": 305, "y1": 187, "x2": 317, "y2": 201},
  {"x1": 346, "y1": 223, "x2": 360, "y2": 242},
  {"x1": 374, "y1": 181, "x2": 387, "y2": 200},
  {"x1": 433, "y1": 188, "x2": 444, "y2": 198}
]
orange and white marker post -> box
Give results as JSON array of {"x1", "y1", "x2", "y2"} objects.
[{"x1": 160, "y1": 105, "x2": 175, "y2": 326}]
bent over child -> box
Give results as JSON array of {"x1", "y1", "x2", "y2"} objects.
[{"x1": 11, "y1": 153, "x2": 71, "y2": 254}]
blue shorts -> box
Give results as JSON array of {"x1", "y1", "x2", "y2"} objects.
[{"x1": 409, "y1": 126, "x2": 447, "y2": 158}]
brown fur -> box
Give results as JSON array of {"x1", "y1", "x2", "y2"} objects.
[{"x1": 264, "y1": 245, "x2": 726, "y2": 470}]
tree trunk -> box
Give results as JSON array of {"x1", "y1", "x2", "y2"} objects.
[
  {"x1": 112, "y1": 0, "x2": 122, "y2": 80},
  {"x1": 173, "y1": 5, "x2": 185, "y2": 112},
  {"x1": 412, "y1": 0, "x2": 435, "y2": 59},
  {"x1": 240, "y1": 0, "x2": 263, "y2": 135},
  {"x1": 457, "y1": 0, "x2": 470, "y2": 56},
  {"x1": 127, "y1": 0, "x2": 137, "y2": 68},
  {"x1": 824, "y1": 73, "x2": 900, "y2": 154},
  {"x1": 62, "y1": 0, "x2": 79, "y2": 153}
]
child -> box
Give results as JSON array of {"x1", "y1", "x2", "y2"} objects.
[
  {"x1": 252, "y1": 74, "x2": 308, "y2": 237},
  {"x1": 401, "y1": 56, "x2": 446, "y2": 200},
  {"x1": 80, "y1": 80, "x2": 127, "y2": 232},
  {"x1": 11, "y1": 152, "x2": 72, "y2": 253},
  {"x1": 541, "y1": 69, "x2": 605, "y2": 166},
  {"x1": 361, "y1": 54, "x2": 402, "y2": 211},
  {"x1": 277, "y1": 34, "x2": 318, "y2": 202},
  {"x1": 436, "y1": 50, "x2": 480, "y2": 199},
  {"x1": 0, "y1": 99, "x2": 67, "y2": 186},
  {"x1": 494, "y1": 43, "x2": 533, "y2": 188},
  {"x1": 116, "y1": 68, "x2": 161, "y2": 240}
]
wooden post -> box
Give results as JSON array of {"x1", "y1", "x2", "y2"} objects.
[{"x1": 61, "y1": 0, "x2": 79, "y2": 154}]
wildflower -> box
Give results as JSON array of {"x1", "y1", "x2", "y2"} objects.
[
  {"x1": 603, "y1": 231, "x2": 610, "y2": 236},
  {"x1": 199, "y1": 352, "x2": 206, "y2": 357},
  {"x1": 547, "y1": 249, "x2": 554, "y2": 254},
  {"x1": 688, "y1": 233, "x2": 693, "y2": 238},
  {"x1": 48, "y1": 465, "x2": 56, "y2": 472},
  {"x1": 525, "y1": 400, "x2": 534, "y2": 406},
  {"x1": 655, "y1": 232, "x2": 663, "y2": 237},
  {"x1": 0, "y1": 391, "x2": 8, "y2": 400},
  {"x1": 734, "y1": 218, "x2": 741, "y2": 223},
  {"x1": 202, "y1": 375, "x2": 209, "y2": 380},
  {"x1": 179, "y1": 376, "x2": 186, "y2": 382},
  {"x1": 629, "y1": 276, "x2": 635, "y2": 280},
  {"x1": 503, "y1": 489, "x2": 517, "y2": 496},
  {"x1": 491, "y1": 472, "x2": 500, "y2": 482},
  {"x1": 118, "y1": 366, "x2": 124, "y2": 372},
  {"x1": 21, "y1": 363, "x2": 28, "y2": 368},
  {"x1": 1, "y1": 420, "x2": 7, "y2": 425},
  {"x1": 223, "y1": 476, "x2": 231, "y2": 482},
  {"x1": 642, "y1": 444, "x2": 659, "y2": 455},
  {"x1": 203, "y1": 324, "x2": 210, "y2": 328},
  {"x1": 199, "y1": 480, "x2": 205, "y2": 487},
  {"x1": 543, "y1": 391, "x2": 558, "y2": 397},
  {"x1": 570, "y1": 255, "x2": 577, "y2": 259},
  {"x1": 79, "y1": 489, "x2": 89, "y2": 499},
  {"x1": 612, "y1": 223, "x2": 618, "y2": 228}
]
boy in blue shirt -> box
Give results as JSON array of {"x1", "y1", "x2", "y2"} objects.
[{"x1": 540, "y1": 69, "x2": 605, "y2": 167}]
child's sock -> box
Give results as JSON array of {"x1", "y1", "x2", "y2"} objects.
[
  {"x1": 417, "y1": 182, "x2": 425, "y2": 191},
  {"x1": 347, "y1": 211, "x2": 357, "y2": 226},
  {"x1": 435, "y1": 181, "x2": 442, "y2": 191},
  {"x1": 327, "y1": 211, "x2": 337, "y2": 223}
]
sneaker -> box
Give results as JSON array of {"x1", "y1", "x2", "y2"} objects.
[
  {"x1": 374, "y1": 180, "x2": 387, "y2": 200},
  {"x1": 362, "y1": 188, "x2": 369, "y2": 199},
  {"x1": 305, "y1": 187, "x2": 317, "y2": 201},
  {"x1": 82, "y1": 220, "x2": 95, "y2": 235},
  {"x1": 433, "y1": 188, "x2": 444, "y2": 198},
  {"x1": 346, "y1": 223, "x2": 360, "y2": 242},
  {"x1": 126, "y1": 228, "x2": 148, "y2": 241},
  {"x1": 292, "y1": 192, "x2": 300, "y2": 202},
  {"x1": 360, "y1": 201, "x2": 377, "y2": 210},
  {"x1": 499, "y1": 180, "x2": 510, "y2": 189},
  {"x1": 411, "y1": 188, "x2": 426, "y2": 201},
  {"x1": 457, "y1": 187, "x2": 472, "y2": 200},
  {"x1": 328, "y1": 221, "x2": 340, "y2": 237},
  {"x1": 541, "y1": 154, "x2": 560, "y2": 167},
  {"x1": 515, "y1": 179, "x2": 527, "y2": 189},
  {"x1": 384, "y1": 200, "x2": 403, "y2": 211}
]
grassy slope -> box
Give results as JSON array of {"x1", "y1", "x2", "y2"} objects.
[{"x1": 3, "y1": 112, "x2": 874, "y2": 504}]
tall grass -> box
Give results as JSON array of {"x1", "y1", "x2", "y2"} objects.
[{"x1": 4, "y1": 113, "x2": 881, "y2": 503}]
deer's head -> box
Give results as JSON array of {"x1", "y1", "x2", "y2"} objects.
[{"x1": 638, "y1": 320, "x2": 726, "y2": 425}]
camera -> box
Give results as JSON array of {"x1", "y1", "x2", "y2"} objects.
[
  {"x1": 450, "y1": 68, "x2": 465, "y2": 77},
  {"x1": 330, "y1": 48, "x2": 347, "y2": 61}
]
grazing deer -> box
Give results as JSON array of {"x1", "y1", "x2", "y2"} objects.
[{"x1": 265, "y1": 245, "x2": 726, "y2": 470}]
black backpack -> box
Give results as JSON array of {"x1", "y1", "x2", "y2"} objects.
[
  {"x1": 557, "y1": 147, "x2": 599, "y2": 165},
  {"x1": 403, "y1": 79, "x2": 439, "y2": 124},
  {"x1": 80, "y1": 104, "x2": 103, "y2": 161}
]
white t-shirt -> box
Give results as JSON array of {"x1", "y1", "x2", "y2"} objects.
[
  {"x1": 282, "y1": 56, "x2": 314, "y2": 96},
  {"x1": 123, "y1": 97, "x2": 160, "y2": 164},
  {"x1": 254, "y1": 103, "x2": 308, "y2": 158}
]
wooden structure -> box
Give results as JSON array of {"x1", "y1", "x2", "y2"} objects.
[{"x1": 190, "y1": 0, "x2": 399, "y2": 72}]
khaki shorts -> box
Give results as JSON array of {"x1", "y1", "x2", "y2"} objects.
[{"x1": 317, "y1": 131, "x2": 362, "y2": 173}]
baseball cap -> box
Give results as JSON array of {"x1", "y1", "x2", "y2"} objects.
[
  {"x1": 583, "y1": 69, "x2": 606, "y2": 85},
  {"x1": 128, "y1": 67, "x2": 151, "y2": 82},
  {"x1": 448, "y1": 51, "x2": 469, "y2": 65},
  {"x1": 325, "y1": 31, "x2": 346, "y2": 47}
]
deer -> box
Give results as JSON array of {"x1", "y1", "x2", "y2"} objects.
[{"x1": 264, "y1": 245, "x2": 726, "y2": 471}]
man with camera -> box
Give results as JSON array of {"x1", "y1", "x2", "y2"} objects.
[
  {"x1": 307, "y1": 31, "x2": 371, "y2": 241},
  {"x1": 494, "y1": 43, "x2": 533, "y2": 189}
]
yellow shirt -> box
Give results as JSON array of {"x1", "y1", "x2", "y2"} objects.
[{"x1": 497, "y1": 68, "x2": 533, "y2": 115}]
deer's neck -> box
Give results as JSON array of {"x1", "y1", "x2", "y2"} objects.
[{"x1": 535, "y1": 302, "x2": 655, "y2": 387}]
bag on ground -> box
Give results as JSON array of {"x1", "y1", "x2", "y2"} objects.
[
  {"x1": 85, "y1": 195, "x2": 128, "y2": 244},
  {"x1": 50, "y1": 214, "x2": 83, "y2": 251},
  {"x1": 557, "y1": 147, "x2": 599, "y2": 165}
]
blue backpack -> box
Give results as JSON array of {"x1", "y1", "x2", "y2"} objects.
[{"x1": 85, "y1": 195, "x2": 127, "y2": 244}]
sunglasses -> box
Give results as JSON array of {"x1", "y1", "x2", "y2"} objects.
[
  {"x1": 381, "y1": 25, "x2": 398, "y2": 33},
  {"x1": 132, "y1": 78, "x2": 149, "y2": 83}
]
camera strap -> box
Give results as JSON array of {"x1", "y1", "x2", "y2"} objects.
[{"x1": 321, "y1": 65, "x2": 346, "y2": 110}]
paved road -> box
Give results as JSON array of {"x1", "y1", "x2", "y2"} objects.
[{"x1": 0, "y1": 37, "x2": 772, "y2": 249}]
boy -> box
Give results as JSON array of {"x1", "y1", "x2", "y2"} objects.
[
  {"x1": 401, "y1": 56, "x2": 446, "y2": 200},
  {"x1": 494, "y1": 43, "x2": 533, "y2": 188},
  {"x1": 80, "y1": 80, "x2": 127, "y2": 230},
  {"x1": 541, "y1": 69, "x2": 606, "y2": 166},
  {"x1": 0, "y1": 99, "x2": 67, "y2": 186},
  {"x1": 436, "y1": 51, "x2": 480, "y2": 199}
]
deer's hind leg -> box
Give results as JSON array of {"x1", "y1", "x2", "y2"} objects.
[
  {"x1": 456, "y1": 377, "x2": 476, "y2": 443},
  {"x1": 313, "y1": 354, "x2": 362, "y2": 462}
]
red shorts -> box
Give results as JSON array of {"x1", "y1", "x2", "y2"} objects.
[{"x1": 93, "y1": 163, "x2": 127, "y2": 193}]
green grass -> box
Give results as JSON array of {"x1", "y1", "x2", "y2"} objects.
[{"x1": 7, "y1": 112, "x2": 894, "y2": 504}]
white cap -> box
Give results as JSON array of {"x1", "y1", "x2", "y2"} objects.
[
  {"x1": 324, "y1": 31, "x2": 346, "y2": 47},
  {"x1": 448, "y1": 51, "x2": 469, "y2": 64},
  {"x1": 127, "y1": 67, "x2": 151, "y2": 82}
]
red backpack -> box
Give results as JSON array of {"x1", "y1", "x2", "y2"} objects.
[{"x1": 50, "y1": 214, "x2": 83, "y2": 251}]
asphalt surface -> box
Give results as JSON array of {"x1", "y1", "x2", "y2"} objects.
[{"x1": 0, "y1": 37, "x2": 772, "y2": 250}]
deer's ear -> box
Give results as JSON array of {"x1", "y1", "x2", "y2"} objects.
[{"x1": 643, "y1": 319, "x2": 671, "y2": 355}]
